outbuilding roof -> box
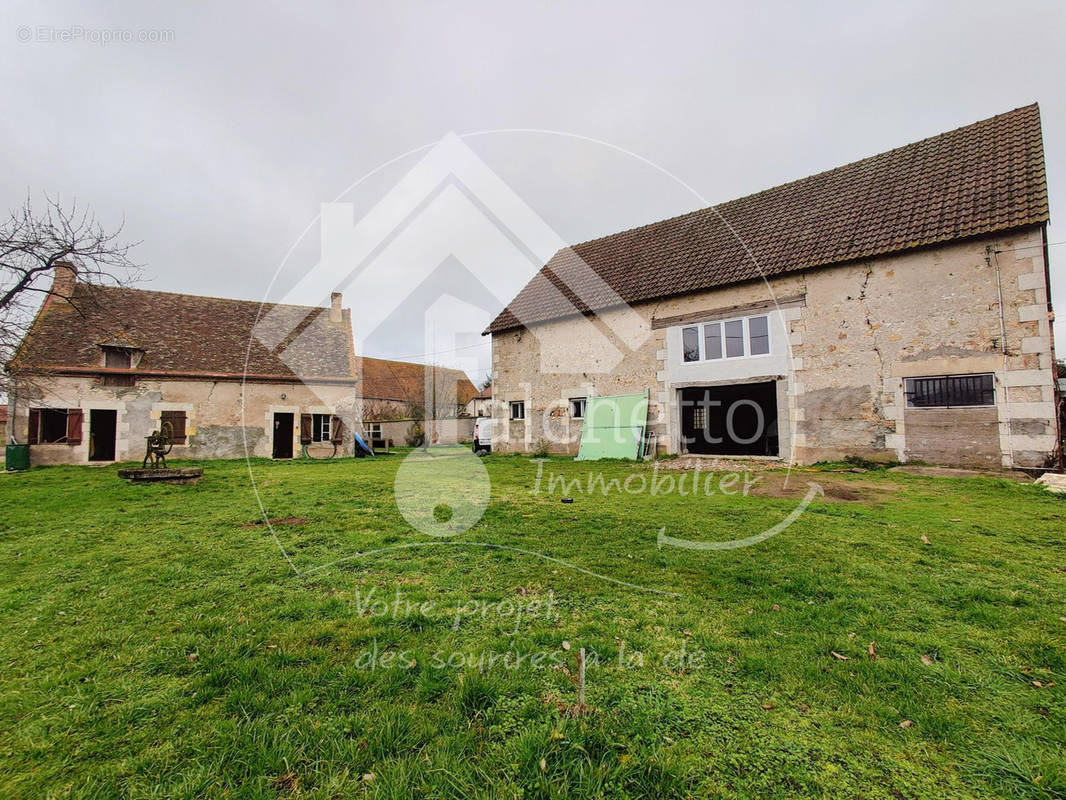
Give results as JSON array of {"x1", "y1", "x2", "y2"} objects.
[
  {"x1": 11, "y1": 281, "x2": 357, "y2": 381},
  {"x1": 488, "y1": 104, "x2": 1048, "y2": 334},
  {"x1": 358, "y1": 356, "x2": 479, "y2": 406}
]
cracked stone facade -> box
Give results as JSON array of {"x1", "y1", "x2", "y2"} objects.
[
  {"x1": 11, "y1": 375, "x2": 360, "y2": 464},
  {"x1": 490, "y1": 226, "x2": 1058, "y2": 468}
]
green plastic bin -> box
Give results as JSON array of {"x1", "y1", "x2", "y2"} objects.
[{"x1": 5, "y1": 444, "x2": 29, "y2": 471}]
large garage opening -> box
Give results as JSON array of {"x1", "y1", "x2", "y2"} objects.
[{"x1": 680, "y1": 382, "x2": 779, "y2": 456}]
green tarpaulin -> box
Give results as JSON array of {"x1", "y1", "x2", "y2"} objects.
[{"x1": 575, "y1": 390, "x2": 649, "y2": 460}]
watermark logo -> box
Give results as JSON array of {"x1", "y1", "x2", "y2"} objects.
[
  {"x1": 244, "y1": 129, "x2": 816, "y2": 585},
  {"x1": 532, "y1": 459, "x2": 763, "y2": 498},
  {"x1": 393, "y1": 445, "x2": 490, "y2": 537},
  {"x1": 253, "y1": 132, "x2": 651, "y2": 383},
  {"x1": 16, "y1": 25, "x2": 175, "y2": 44},
  {"x1": 656, "y1": 482, "x2": 823, "y2": 551}
]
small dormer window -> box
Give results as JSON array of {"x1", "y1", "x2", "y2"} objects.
[
  {"x1": 100, "y1": 345, "x2": 137, "y2": 386},
  {"x1": 104, "y1": 347, "x2": 132, "y2": 369}
]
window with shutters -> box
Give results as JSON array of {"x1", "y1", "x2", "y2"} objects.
[
  {"x1": 29, "y1": 408, "x2": 81, "y2": 444},
  {"x1": 35, "y1": 409, "x2": 68, "y2": 443},
  {"x1": 311, "y1": 413, "x2": 331, "y2": 442},
  {"x1": 160, "y1": 410, "x2": 188, "y2": 444}
]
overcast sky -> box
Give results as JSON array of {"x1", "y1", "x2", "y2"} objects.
[{"x1": 4, "y1": 0, "x2": 1064, "y2": 383}]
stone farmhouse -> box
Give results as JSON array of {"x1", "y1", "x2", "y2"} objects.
[
  {"x1": 7, "y1": 267, "x2": 361, "y2": 463},
  {"x1": 486, "y1": 104, "x2": 1059, "y2": 468}
]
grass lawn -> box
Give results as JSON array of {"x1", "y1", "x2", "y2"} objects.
[{"x1": 1, "y1": 451, "x2": 1064, "y2": 798}]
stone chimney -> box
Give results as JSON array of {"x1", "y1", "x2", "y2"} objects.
[
  {"x1": 51, "y1": 261, "x2": 78, "y2": 301},
  {"x1": 330, "y1": 291, "x2": 342, "y2": 323}
]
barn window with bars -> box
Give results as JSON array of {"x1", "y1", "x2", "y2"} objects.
[{"x1": 904, "y1": 374, "x2": 995, "y2": 408}]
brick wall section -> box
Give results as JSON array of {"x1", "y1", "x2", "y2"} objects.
[{"x1": 491, "y1": 225, "x2": 1057, "y2": 468}]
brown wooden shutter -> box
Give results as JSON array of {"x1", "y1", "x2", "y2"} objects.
[
  {"x1": 330, "y1": 415, "x2": 344, "y2": 444},
  {"x1": 28, "y1": 408, "x2": 40, "y2": 444},
  {"x1": 300, "y1": 413, "x2": 313, "y2": 445},
  {"x1": 161, "y1": 410, "x2": 187, "y2": 444},
  {"x1": 66, "y1": 409, "x2": 84, "y2": 445}
]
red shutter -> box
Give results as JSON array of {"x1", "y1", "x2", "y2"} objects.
[
  {"x1": 66, "y1": 409, "x2": 84, "y2": 445},
  {"x1": 161, "y1": 410, "x2": 187, "y2": 444},
  {"x1": 330, "y1": 415, "x2": 344, "y2": 444},
  {"x1": 300, "y1": 413, "x2": 313, "y2": 445},
  {"x1": 28, "y1": 408, "x2": 40, "y2": 444}
]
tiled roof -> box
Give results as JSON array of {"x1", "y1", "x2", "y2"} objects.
[
  {"x1": 488, "y1": 104, "x2": 1048, "y2": 333},
  {"x1": 358, "y1": 356, "x2": 478, "y2": 406},
  {"x1": 12, "y1": 282, "x2": 357, "y2": 380}
]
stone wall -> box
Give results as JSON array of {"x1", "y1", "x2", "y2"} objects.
[
  {"x1": 902, "y1": 406, "x2": 1001, "y2": 468},
  {"x1": 10, "y1": 375, "x2": 360, "y2": 464},
  {"x1": 491, "y1": 225, "x2": 1058, "y2": 468}
]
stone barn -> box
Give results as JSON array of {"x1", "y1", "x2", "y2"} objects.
[{"x1": 487, "y1": 104, "x2": 1059, "y2": 469}]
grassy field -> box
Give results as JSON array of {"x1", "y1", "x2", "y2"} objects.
[{"x1": 1, "y1": 451, "x2": 1064, "y2": 799}]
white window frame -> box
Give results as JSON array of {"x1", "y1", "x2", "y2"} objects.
[
  {"x1": 311, "y1": 413, "x2": 331, "y2": 443},
  {"x1": 367, "y1": 422, "x2": 382, "y2": 439},
  {"x1": 509, "y1": 401, "x2": 525, "y2": 421},
  {"x1": 569, "y1": 397, "x2": 586, "y2": 419},
  {"x1": 681, "y1": 313, "x2": 772, "y2": 363}
]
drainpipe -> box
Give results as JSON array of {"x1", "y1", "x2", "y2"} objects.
[{"x1": 988, "y1": 244, "x2": 1014, "y2": 468}]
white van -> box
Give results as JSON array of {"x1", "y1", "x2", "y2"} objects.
[{"x1": 472, "y1": 417, "x2": 494, "y2": 454}]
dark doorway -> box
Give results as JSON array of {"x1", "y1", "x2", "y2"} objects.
[
  {"x1": 89, "y1": 409, "x2": 117, "y2": 461},
  {"x1": 680, "y1": 382, "x2": 779, "y2": 456},
  {"x1": 273, "y1": 413, "x2": 294, "y2": 459}
]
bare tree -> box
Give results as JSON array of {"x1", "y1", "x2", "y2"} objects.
[
  {"x1": 1, "y1": 195, "x2": 141, "y2": 432},
  {"x1": 1, "y1": 195, "x2": 141, "y2": 369}
]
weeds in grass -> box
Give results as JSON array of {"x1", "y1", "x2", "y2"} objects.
[{"x1": 457, "y1": 672, "x2": 499, "y2": 716}]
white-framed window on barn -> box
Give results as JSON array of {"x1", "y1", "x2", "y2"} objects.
[
  {"x1": 367, "y1": 422, "x2": 382, "y2": 439},
  {"x1": 905, "y1": 374, "x2": 995, "y2": 408},
  {"x1": 681, "y1": 314, "x2": 771, "y2": 363},
  {"x1": 509, "y1": 401, "x2": 525, "y2": 420},
  {"x1": 569, "y1": 397, "x2": 586, "y2": 418}
]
